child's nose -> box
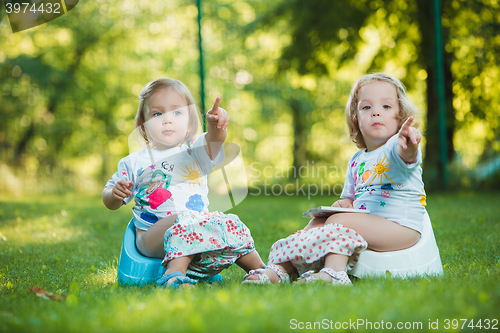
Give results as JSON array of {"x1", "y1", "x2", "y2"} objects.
[
  {"x1": 162, "y1": 113, "x2": 173, "y2": 124},
  {"x1": 371, "y1": 108, "x2": 380, "y2": 117}
]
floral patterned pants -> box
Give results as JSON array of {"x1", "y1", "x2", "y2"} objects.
[
  {"x1": 162, "y1": 211, "x2": 255, "y2": 278},
  {"x1": 268, "y1": 223, "x2": 368, "y2": 275}
]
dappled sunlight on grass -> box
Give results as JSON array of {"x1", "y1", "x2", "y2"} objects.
[
  {"x1": 1, "y1": 213, "x2": 87, "y2": 245},
  {"x1": 85, "y1": 262, "x2": 120, "y2": 287}
]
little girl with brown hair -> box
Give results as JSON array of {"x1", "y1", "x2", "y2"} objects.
[{"x1": 103, "y1": 78, "x2": 265, "y2": 288}]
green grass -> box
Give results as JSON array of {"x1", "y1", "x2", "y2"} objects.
[{"x1": 1, "y1": 192, "x2": 499, "y2": 332}]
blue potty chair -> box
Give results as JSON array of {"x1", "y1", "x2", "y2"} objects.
[
  {"x1": 117, "y1": 220, "x2": 223, "y2": 286},
  {"x1": 350, "y1": 211, "x2": 444, "y2": 278}
]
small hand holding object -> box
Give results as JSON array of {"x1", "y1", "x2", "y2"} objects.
[
  {"x1": 397, "y1": 116, "x2": 421, "y2": 163},
  {"x1": 206, "y1": 97, "x2": 229, "y2": 131},
  {"x1": 113, "y1": 179, "x2": 134, "y2": 202},
  {"x1": 332, "y1": 198, "x2": 354, "y2": 208}
]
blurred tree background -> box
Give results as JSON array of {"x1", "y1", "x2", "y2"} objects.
[{"x1": 0, "y1": 0, "x2": 499, "y2": 195}]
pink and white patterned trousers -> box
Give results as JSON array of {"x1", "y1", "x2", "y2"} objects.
[{"x1": 268, "y1": 223, "x2": 368, "y2": 275}]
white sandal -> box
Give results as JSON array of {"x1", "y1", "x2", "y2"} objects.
[
  {"x1": 299, "y1": 268, "x2": 352, "y2": 285},
  {"x1": 242, "y1": 264, "x2": 290, "y2": 284}
]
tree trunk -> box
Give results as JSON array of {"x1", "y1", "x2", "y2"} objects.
[
  {"x1": 290, "y1": 97, "x2": 307, "y2": 175},
  {"x1": 416, "y1": 0, "x2": 455, "y2": 191},
  {"x1": 13, "y1": 122, "x2": 35, "y2": 166}
]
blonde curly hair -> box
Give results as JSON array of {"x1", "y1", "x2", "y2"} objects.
[{"x1": 345, "y1": 73, "x2": 419, "y2": 149}]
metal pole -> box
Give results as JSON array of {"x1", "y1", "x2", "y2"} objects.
[
  {"x1": 197, "y1": 0, "x2": 206, "y2": 131},
  {"x1": 433, "y1": 0, "x2": 449, "y2": 190}
]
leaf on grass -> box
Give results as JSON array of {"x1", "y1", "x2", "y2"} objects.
[
  {"x1": 65, "y1": 294, "x2": 78, "y2": 307},
  {"x1": 29, "y1": 286, "x2": 67, "y2": 301}
]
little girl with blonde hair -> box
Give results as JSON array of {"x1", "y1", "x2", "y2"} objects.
[{"x1": 244, "y1": 73, "x2": 426, "y2": 285}]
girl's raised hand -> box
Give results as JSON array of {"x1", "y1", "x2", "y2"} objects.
[
  {"x1": 206, "y1": 97, "x2": 229, "y2": 131},
  {"x1": 397, "y1": 116, "x2": 421, "y2": 163}
]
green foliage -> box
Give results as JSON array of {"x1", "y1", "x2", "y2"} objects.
[
  {"x1": 0, "y1": 0, "x2": 207, "y2": 193},
  {"x1": 251, "y1": 0, "x2": 372, "y2": 76},
  {"x1": 1, "y1": 0, "x2": 500, "y2": 196},
  {"x1": 0, "y1": 193, "x2": 499, "y2": 332},
  {"x1": 446, "y1": 0, "x2": 500, "y2": 165}
]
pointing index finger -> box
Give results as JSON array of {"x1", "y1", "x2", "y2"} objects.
[
  {"x1": 211, "y1": 96, "x2": 221, "y2": 113},
  {"x1": 402, "y1": 116, "x2": 413, "y2": 130}
]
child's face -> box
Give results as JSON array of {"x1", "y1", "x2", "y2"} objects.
[
  {"x1": 357, "y1": 81, "x2": 399, "y2": 151},
  {"x1": 144, "y1": 88, "x2": 190, "y2": 150}
]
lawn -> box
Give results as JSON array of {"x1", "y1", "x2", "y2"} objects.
[{"x1": 1, "y1": 192, "x2": 499, "y2": 332}]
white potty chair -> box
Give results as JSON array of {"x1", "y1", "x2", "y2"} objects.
[{"x1": 350, "y1": 211, "x2": 444, "y2": 278}]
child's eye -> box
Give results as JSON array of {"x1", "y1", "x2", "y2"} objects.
[
  {"x1": 383, "y1": 105, "x2": 391, "y2": 109},
  {"x1": 173, "y1": 110, "x2": 181, "y2": 116},
  {"x1": 152, "y1": 112, "x2": 162, "y2": 117},
  {"x1": 362, "y1": 105, "x2": 371, "y2": 110}
]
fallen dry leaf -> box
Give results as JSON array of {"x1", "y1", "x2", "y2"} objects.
[{"x1": 29, "y1": 286, "x2": 67, "y2": 301}]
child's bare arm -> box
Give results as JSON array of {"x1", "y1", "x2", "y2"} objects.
[
  {"x1": 332, "y1": 198, "x2": 354, "y2": 208},
  {"x1": 397, "y1": 116, "x2": 421, "y2": 164},
  {"x1": 102, "y1": 179, "x2": 134, "y2": 210},
  {"x1": 205, "y1": 96, "x2": 228, "y2": 160}
]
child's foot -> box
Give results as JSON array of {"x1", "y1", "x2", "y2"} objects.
[
  {"x1": 156, "y1": 272, "x2": 197, "y2": 289},
  {"x1": 242, "y1": 264, "x2": 290, "y2": 284},
  {"x1": 243, "y1": 268, "x2": 279, "y2": 283},
  {"x1": 296, "y1": 268, "x2": 351, "y2": 285}
]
